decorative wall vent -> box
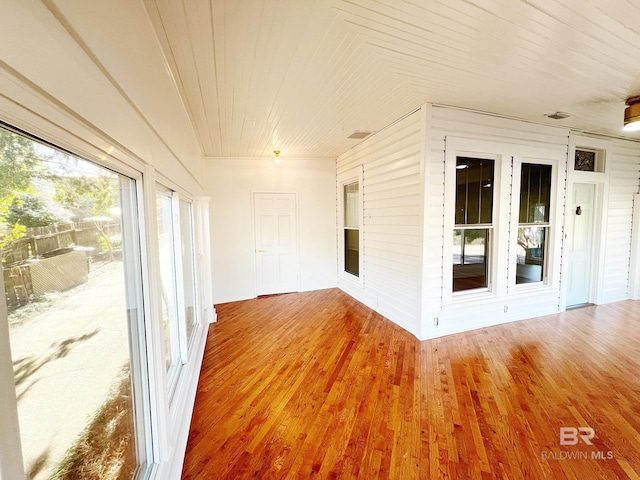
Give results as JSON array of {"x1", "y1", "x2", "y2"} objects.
[{"x1": 574, "y1": 149, "x2": 596, "y2": 172}]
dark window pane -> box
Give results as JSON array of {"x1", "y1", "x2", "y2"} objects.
[
  {"x1": 516, "y1": 227, "x2": 546, "y2": 284},
  {"x1": 519, "y1": 163, "x2": 551, "y2": 223},
  {"x1": 453, "y1": 229, "x2": 488, "y2": 291},
  {"x1": 344, "y1": 229, "x2": 359, "y2": 276},
  {"x1": 455, "y1": 157, "x2": 494, "y2": 225}
]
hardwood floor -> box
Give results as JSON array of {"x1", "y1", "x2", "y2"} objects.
[{"x1": 182, "y1": 289, "x2": 640, "y2": 479}]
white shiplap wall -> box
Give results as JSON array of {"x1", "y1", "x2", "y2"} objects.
[
  {"x1": 422, "y1": 106, "x2": 572, "y2": 339},
  {"x1": 337, "y1": 104, "x2": 640, "y2": 340},
  {"x1": 601, "y1": 139, "x2": 640, "y2": 303},
  {"x1": 337, "y1": 108, "x2": 424, "y2": 337}
]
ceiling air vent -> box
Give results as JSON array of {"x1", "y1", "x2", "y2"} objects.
[
  {"x1": 545, "y1": 111, "x2": 570, "y2": 120},
  {"x1": 347, "y1": 130, "x2": 372, "y2": 139}
]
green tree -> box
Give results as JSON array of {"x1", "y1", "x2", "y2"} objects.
[
  {"x1": 52, "y1": 174, "x2": 120, "y2": 259},
  {"x1": 52, "y1": 175, "x2": 118, "y2": 219},
  {"x1": 0, "y1": 128, "x2": 45, "y2": 245},
  {"x1": 5, "y1": 193, "x2": 69, "y2": 228}
]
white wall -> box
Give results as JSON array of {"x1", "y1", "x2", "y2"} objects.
[
  {"x1": 337, "y1": 104, "x2": 640, "y2": 340},
  {"x1": 0, "y1": 0, "x2": 203, "y2": 193},
  {"x1": 421, "y1": 105, "x2": 640, "y2": 339},
  {"x1": 336, "y1": 108, "x2": 425, "y2": 337},
  {"x1": 205, "y1": 158, "x2": 337, "y2": 303},
  {"x1": 421, "y1": 106, "x2": 571, "y2": 339},
  {"x1": 601, "y1": 139, "x2": 640, "y2": 303}
]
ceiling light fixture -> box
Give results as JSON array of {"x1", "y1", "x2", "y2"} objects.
[
  {"x1": 623, "y1": 96, "x2": 640, "y2": 132},
  {"x1": 273, "y1": 150, "x2": 281, "y2": 163}
]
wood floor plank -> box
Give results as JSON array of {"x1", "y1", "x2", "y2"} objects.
[{"x1": 182, "y1": 289, "x2": 640, "y2": 479}]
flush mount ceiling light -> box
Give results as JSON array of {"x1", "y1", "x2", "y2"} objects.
[
  {"x1": 544, "y1": 111, "x2": 570, "y2": 120},
  {"x1": 347, "y1": 130, "x2": 372, "y2": 139},
  {"x1": 623, "y1": 96, "x2": 640, "y2": 132},
  {"x1": 273, "y1": 150, "x2": 281, "y2": 163}
]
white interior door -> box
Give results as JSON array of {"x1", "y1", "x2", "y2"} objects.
[
  {"x1": 566, "y1": 183, "x2": 596, "y2": 307},
  {"x1": 254, "y1": 193, "x2": 299, "y2": 296}
]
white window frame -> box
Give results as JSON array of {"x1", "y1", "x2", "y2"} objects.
[
  {"x1": 444, "y1": 138, "x2": 567, "y2": 306},
  {"x1": 337, "y1": 166, "x2": 364, "y2": 288},
  {"x1": 154, "y1": 185, "x2": 182, "y2": 396},
  {"x1": 176, "y1": 196, "x2": 200, "y2": 352},
  {"x1": 156, "y1": 189, "x2": 200, "y2": 368},
  {"x1": 509, "y1": 156, "x2": 561, "y2": 292},
  {"x1": 0, "y1": 129, "x2": 157, "y2": 479},
  {"x1": 443, "y1": 138, "x2": 509, "y2": 305}
]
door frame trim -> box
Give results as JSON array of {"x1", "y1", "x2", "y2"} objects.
[{"x1": 561, "y1": 135, "x2": 611, "y2": 310}]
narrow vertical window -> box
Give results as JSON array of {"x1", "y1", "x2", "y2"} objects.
[
  {"x1": 453, "y1": 157, "x2": 494, "y2": 292},
  {"x1": 179, "y1": 199, "x2": 198, "y2": 345},
  {"x1": 516, "y1": 163, "x2": 551, "y2": 284},
  {"x1": 343, "y1": 182, "x2": 359, "y2": 277},
  {"x1": 156, "y1": 190, "x2": 180, "y2": 388}
]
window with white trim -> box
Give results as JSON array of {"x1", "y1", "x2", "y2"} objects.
[
  {"x1": 154, "y1": 187, "x2": 200, "y2": 399},
  {"x1": 343, "y1": 181, "x2": 360, "y2": 277},
  {"x1": 155, "y1": 188, "x2": 180, "y2": 390},
  {"x1": 516, "y1": 163, "x2": 552, "y2": 284},
  {"x1": 0, "y1": 124, "x2": 152, "y2": 479},
  {"x1": 453, "y1": 157, "x2": 495, "y2": 292}
]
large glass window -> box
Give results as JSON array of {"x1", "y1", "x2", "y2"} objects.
[
  {"x1": 0, "y1": 126, "x2": 148, "y2": 479},
  {"x1": 453, "y1": 157, "x2": 494, "y2": 292},
  {"x1": 154, "y1": 189, "x2": 199, "y2": 385},
  {"x1": 343, "y1": 182, "x2": 359, "y2": 277},
  {"x1": 516, "y1": 163, "x2": 552, "y2": 284},
  {"x1": 156, "y1": 191, "x2": 180, "y2": 387}
]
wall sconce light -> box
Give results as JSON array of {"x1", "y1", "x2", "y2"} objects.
[
  {"x1": 623, "y1": 96, "x2": 640, "y2": 131},
  {"x1": 273, "y1": 150, "x2": 281, "y2": 163}
]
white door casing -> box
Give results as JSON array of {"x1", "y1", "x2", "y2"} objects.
[
  {"x1": 253, "y1": 193, "x2": 299, "y2": 296},
  {"x1": 566, "y1": 183, "x2": 596, "y2": 307}
]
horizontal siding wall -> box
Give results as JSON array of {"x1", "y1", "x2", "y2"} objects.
[
  {"x1": 337, "y1": 108, "x2": 424, "y2": 337},
  {"x1": 423, "y1": 106, "x2": 571, "y2": 339},
  {"x1": 335, "y1": 103, "x2": 640, "y2": 340},
  {"x1": 601, "y1": 139, "x2": 640, "y2": 303}
]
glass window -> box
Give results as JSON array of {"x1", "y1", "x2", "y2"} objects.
[
  {"x1": 156, "y1": 191, "x2": 180, "y2": 385},
  {"x1": 343, "y1": 182, "x2": 359, "y2": 276},
  {"x1": 0, "y1": 126, "x2": 148, "y2": 479},
  {"x1": 453, "y1": 157, "x2": 494, "y2": 292},
  {"x1": 516, "y1": 163, "x2": 552, "y2": 284},
  {"x1": 179, "y1": 199, "x2": 198, "y2": 345}
]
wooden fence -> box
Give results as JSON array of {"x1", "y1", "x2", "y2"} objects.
[
  {"x1": 2, "y1": 220, "x2": 121, "y2": 310},
  {"x1": 2, "y1": 220, "x2": 121, "y2": 266}
]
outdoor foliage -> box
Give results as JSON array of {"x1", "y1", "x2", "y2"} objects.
[
  {"x1": 53, "y1": 176, "x2": 118, "y2": 219},
  {"x1": 0, "y1": 129, "x2": 44, "y2": 245},
  {"x1": 5, "y1": 193, "x2": 70, "y2": 228},
  {"x1": 0, "y1": 127, "x2": 119, "y2": 256}
]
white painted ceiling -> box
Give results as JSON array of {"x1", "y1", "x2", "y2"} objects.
[{"x1": 143, "y1": 0, "x2": 640, "y2": 158}]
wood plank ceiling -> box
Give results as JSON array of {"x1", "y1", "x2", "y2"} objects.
[{"x1": 144, "y1": 0, "x2": 640, "y2": 158}]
